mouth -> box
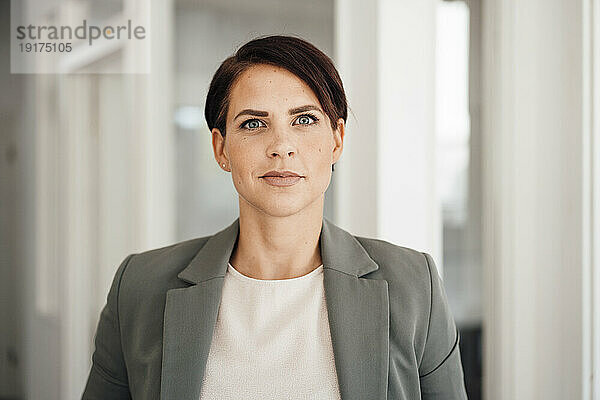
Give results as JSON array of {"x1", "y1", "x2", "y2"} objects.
[
  {"x1": 259, "y1": 170, "x2": 303, "y2": 178},
  {"x1": 259, "y1": 170, "x2": 304, "y2": 187}
]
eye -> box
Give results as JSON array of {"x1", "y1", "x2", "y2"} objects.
[
  {"x1": 240, "y1": 119, "x2": 266, "y2": 130},
  {"x1": 293, "y1": 113, "x2": 319, "y2": 126}
]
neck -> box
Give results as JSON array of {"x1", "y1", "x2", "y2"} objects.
[{"x1": 229, "y1": 198, "x2": 324, "y2": 280}]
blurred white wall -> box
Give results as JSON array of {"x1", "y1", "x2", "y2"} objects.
[
  {"x1": 481, "y1": 0, "x2": 600, "y2": 398},
  {"x1": 335, "y1": 0, "x2": 443, "y2": 265},
  {"x1": 4, "y1": 0, "x2": 175, "y2": 398}
]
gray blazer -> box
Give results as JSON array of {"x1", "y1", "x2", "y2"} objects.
[{"x1": 82, "y1": 217, "x2": 468, "y2": 399}]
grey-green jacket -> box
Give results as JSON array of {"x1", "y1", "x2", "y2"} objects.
[{"x1": 82, "y1": 217, "x2": 468, "y2": 399}]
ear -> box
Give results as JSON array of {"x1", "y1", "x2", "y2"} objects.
[
  {"x1": 331, "y1": 118, "x2": 345, "y2": 164},
  {"x1": 211, "y1": 128, "x2": 229, "y2": 171}
]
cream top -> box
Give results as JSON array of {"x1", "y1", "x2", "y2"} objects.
[{"x1": 198, "y1": 262, "x2": 342, "y2": 400}]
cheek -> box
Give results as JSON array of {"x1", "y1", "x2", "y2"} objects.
[
  {"x1": 308, "y1": 137, "x2": 333, "y2": 165},
  {"x1": 229, "y1": 138, "x2": 261, "y2": 181}
]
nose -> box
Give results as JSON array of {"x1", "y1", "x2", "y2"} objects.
[{"x1": 265, "y1": 127, "x2": 297, "y2": 160}]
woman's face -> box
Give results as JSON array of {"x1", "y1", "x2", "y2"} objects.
[{"x1": 212, "y1": 63, "x2": 344, "y2": 218}]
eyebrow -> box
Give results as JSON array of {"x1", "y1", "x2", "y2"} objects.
[{"x1": 233, "y1": 104, "x2": 323, "y2": 121}]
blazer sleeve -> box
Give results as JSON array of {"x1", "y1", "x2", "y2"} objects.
[
  {"x1": 82, "y1": 254, "x2": 135, "y2": 400},
  {"x1": 418, "y1": 252, "x2": 468, "y2": 400}
]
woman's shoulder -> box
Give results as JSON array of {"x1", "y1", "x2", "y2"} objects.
[
  {"x1": 128, "y1": 235, "x2": 212, "y2": 269},
  {"x1": 118, "y1": 235, "x2": 212, "y2": 294},
  {"x1": 353, "y1": 235, "x2": 452, "y2": 357},
  {"x1": 354, "y1": 235, "x2": 433, "y2": 282},
  {"x1": 352, "y1": 235, "x2": 439, "y2": 311}
]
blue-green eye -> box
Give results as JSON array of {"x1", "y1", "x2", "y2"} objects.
[
  {"x1": 240, "y1": 119, "x2": 266, "y2": 130},
  {"x1": 294, "y1": 113, "x2": 319, "y2": 126}
]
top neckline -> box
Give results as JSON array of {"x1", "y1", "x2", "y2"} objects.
[{"x1": 227, "y1": 262, "x2": 324, "y2": 283}]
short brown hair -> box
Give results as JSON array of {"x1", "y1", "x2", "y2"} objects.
[{"x1": 204, "y1": 34, "x2": 347, "y2": 137}]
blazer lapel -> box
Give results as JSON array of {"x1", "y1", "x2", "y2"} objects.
[
  {"x1": 160, "y1": 219, "x2": 239, "y2": 399},
  {"x1": 320, "y1": 220, "x2": 390, "y2": 400},
  {"x1": 160, "y1": 217, "x2": 390, "y2": 400},
  {"x1": 160, "y1": 281, "x2": 224, "y2": 399}
]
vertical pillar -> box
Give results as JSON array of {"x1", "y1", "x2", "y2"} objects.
[
  {"x1": 334, "y1": 0, "x2": 441, "y2": 263},
  {"x1": 132, "y1": 0, "x2": 175, "y2": 250},
  {"x1": 482, "y1": 0, "x2": 590, "y2": 398}
]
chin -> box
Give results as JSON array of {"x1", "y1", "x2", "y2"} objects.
[
  {"x1": 245, "y1": 196, "x2": 311, "y2": 217},
  {"x1": 240, "y1": 188, "x2": 322, "y2": 217},
  {"x1": 261, "y1": 202, "x2": 308, "y2": 217}
]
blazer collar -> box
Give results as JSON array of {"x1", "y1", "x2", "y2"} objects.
[{"x1": 177, "y1": 216, "x2": 380, "y2": 283}]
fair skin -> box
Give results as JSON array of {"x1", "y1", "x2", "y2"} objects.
[{"x1": 211, "y1": 63, "x2": 345, "y2": 280}]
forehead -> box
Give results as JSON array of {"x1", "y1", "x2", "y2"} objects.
[{"x1": 227, "y1": 64, "x2": 321, "y2": 114}]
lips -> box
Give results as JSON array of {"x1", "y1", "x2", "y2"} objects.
[
  {"x1": 259, "y1": 170, "x2": 304, "y2": 187},
  {"x1": 260, "y1": 170, "x2": 303, "y2": 178}
]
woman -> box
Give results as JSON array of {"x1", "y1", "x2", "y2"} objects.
[{"x1": 83, "y1": 35, "x2": 467, "y2": 400}]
